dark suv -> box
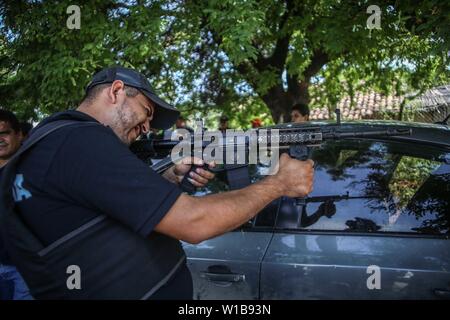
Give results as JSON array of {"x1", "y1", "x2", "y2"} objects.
[{"x1": 182, "y1": 121, "x2": 450, "y2": 299}]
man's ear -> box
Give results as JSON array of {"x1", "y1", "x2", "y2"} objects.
[{"x1": 107, "y1": 80, "x2": 126, "y2": 104}]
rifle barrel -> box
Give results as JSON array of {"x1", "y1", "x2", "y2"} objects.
[
  {"x1": 133, "y1": 127, "x2": 412, "y2": 160},
  {"x1": 305, "y1": 194, "x2": 377, "y2": 203}
]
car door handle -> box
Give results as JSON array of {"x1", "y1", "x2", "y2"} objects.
[
  {"x1": 433, "y1": 289, "x2": 450, "y2": 299},
  {"x1": 200, "y1": 272, "x2": 245, "y2": 283}
]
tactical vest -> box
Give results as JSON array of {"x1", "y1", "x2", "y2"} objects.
[{"x1": 0, "y1": 119, "x2": 186, "y2": 299}]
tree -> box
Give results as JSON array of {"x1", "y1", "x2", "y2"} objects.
[
  {"x1": 0, "y1": 0, "x2": 448, "y2": 124},
  {"x1": 180, "y1": 0, "x2": 449, "y2": 122}
]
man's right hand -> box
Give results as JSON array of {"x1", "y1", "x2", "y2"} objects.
[{"x1": 274, "y1": 153, "x2": 314, "y2": 198}]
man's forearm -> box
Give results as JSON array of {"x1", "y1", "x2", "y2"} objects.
[
  {"x1": 156, "y1": 154, "x2": 313, "y2": 243},
  {"x1": 157, "y1": 175, "x2": 285, "y2": 243},
  {"x1": 193, "y1": 176, "x2": 284, "y2": 238}
]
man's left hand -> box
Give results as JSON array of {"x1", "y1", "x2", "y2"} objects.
[{"x1": 165, "y1": 157, "x2": 215, "y2": 188}]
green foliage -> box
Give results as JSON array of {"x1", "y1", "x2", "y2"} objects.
[
  {"x1": 0, "y1": 0, "x2": 448, "y2": 124},
  {"x1": 389, "y1": 156, "x2": 440, "y2": 208}
]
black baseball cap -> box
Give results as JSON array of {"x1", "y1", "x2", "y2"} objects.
[{"x1": 85, "y1": 66, "x2": 179, "y2": 129}]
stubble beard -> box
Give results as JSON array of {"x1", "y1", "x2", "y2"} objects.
[{"x1": 112, "y1": 101, "x2": 140, "y2": 145}]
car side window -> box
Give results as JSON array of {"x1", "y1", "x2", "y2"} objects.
[
  {"x1": 191, "y1": 164, "x2": 278, "y2": 228},
  {"x1": 275, "y1": 140, "x2": 450, "y2": 235}
]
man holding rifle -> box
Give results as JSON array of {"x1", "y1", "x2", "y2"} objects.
[{"x1": 0, "y1": 66, "x2": 314, "y2": 299}]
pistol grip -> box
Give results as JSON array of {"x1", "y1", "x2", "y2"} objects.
[
  {"x1": 289, "y1": 146, "x2": 313, "y2": 206},
  {"x1": 289, "y1": 145, "x2": 312, "y2": 161}
]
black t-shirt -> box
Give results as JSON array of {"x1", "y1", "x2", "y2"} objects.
[
  {"x1": 15, "y1": 111, "x2": 182, "y2": 245},
  {"x1": 10, "y1": 111, "x2": 191, "y2": 298}
]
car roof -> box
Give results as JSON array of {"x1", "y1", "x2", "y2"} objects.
[{"x1": 267, "y1": 120, "x2": 450, "y2": 149}]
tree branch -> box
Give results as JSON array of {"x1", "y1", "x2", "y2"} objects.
[
  {"x1": 254, "y1": 0, "x2": 293, "y2": 73},
  {"x1": 303, "y1": 49, "x2": 329, "y2": 81},
  {"x1": 286, "y1": 49, "x2": 329, "y2": 105},
  {"x1": 286, "y1": 69, "x2": 300, "y2": 97}
]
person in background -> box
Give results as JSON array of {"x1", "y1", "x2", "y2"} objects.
[
  {"x1": 164, "y1": 115, "x2": 193, "y2": 140},
  {"x1": 291, "y1": 103, "x2": 310, "y2": 123},
  {"x1": 251, "y1": 118, "x2": 262, "y2": 128},
  {"x1": 175, "y1": 116, "x2": 194, "y2": 133},
  {"x1": 0, "y1": 109, "x2": 33, "y2": 300}
]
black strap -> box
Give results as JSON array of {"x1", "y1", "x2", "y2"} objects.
[
  {"x1": 14, "y1": 120, "x2": 98, "y2": 162},
  {"x1": 0, "y1": 119, "x2": 187, "y2": 299},
  {"x1": 0, "y1": 120, "x2": 100, "y2": 220}
]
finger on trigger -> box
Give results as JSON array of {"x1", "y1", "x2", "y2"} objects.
[
  {"x1": 201, "y1": 170, "x2": 215, "y2": 180},
  {"x1": 188, "y1": 178, "x2": 202, "y2": 187},
  {"x1": 195, "y1": 168, "x2": 207, "y2": 175},
  {"x1": 190, "y1": 172, "x2": 208, "y2": 184}
]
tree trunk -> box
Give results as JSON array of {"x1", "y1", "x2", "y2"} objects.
[
  {"x1": 258, "y1": 49, "x2": 327, "y2": 124},
  {"x1": 295, "y1": 81, "x2": 310, "y2": 106},
  {"x1": 262, "y1": 80, "x2": 311, "y2": 124},
  {"x1": 262, "y1": 85, "x2": 292, "y2": 123}
]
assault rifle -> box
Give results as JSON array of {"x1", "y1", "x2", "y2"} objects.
[{"x1": 130, "y1": 111, "x2": 412, "y2": 193}]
